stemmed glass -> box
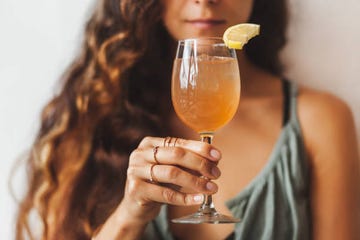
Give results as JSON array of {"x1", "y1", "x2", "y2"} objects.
[{"x1": 171, "y1": 37, "x2": 241, "y2": 224}]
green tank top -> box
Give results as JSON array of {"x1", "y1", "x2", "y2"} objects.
[{"x1": 143, "y1": 81, "x2": 312, "y2": 239}]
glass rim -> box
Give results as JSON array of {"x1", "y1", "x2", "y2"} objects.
[{"x1": 177, "y1": 37, "x2": 226, "y2": 46}]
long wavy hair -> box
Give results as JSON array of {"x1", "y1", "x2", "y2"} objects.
[{"x1": 15, "y1": 0, "x2": 287, "y2": 239}]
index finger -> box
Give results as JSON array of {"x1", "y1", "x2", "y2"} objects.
[{"x1": 138, "y1": 136, "x2": 221, "y2": 162}]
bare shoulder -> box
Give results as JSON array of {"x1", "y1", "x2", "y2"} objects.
[
  {"x1": 296, "y1": 85, "x2": 358, "y2": 165},
  {"x1": 296, "y1": 86, "x2": 360, "y2": 239},
  {"x1": 297, "y1": 86, "x2": 355, "y2": 129}
]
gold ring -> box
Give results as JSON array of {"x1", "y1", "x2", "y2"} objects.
[
  {"x1": 153, "y1": 146, "x2": 160, "y2": 164},
  {"x1": 163, "y1": 137, "x2": 172, "y2": 147},
  {"x1": 163, "y1": 137, "x2": 169, "y2": 147},
  {"x1": 149, "y1": 164, "x2": 157, "y2": 183},
  {"x1": 167, "y1": 137, "x2": 172, "y2": 147},
  {"x1": 173, "y1": 138, "x2": 179, "y2": 147}
]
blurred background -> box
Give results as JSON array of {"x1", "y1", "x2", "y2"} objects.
[{"x1": 1, "y1": 0, "x2": 359, "y2": 238}]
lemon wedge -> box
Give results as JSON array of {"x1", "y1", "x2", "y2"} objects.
[{"x1": 223, "y1": 23, "x2": 260, "y2": 49}]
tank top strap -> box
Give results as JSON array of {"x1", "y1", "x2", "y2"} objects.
[
  {"x1": 288, "y1": 80, "x2": 299, "y2": 124},
  {"x1": 282, "y1": 79, "x2": 299, "y2": 126}
]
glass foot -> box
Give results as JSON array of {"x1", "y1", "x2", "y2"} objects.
[{"x1": 172, "y1": 208, "x2": 240, "y2": 224}]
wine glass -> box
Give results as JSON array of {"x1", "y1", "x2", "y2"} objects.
[{"x1": 171, "y1": 37, "x2": 241, "y2": 224}]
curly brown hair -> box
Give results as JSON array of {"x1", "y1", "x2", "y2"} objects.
[{"x1": 15, "y1": 0, "x2": 287, "y2": 239}]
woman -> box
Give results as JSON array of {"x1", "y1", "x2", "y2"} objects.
[{"x1": 16, "y1": 0, "x2": 360, "y2": 239}]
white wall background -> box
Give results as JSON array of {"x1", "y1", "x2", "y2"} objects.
[
  {"x1": 1, "y1": 0, "x2": 359, "y2": 239},
  {"x1": 282, "y1": 0, "x2": 360, "y2": 138},
  {"x1": 0, "y1": 0, "x2": 95, "y2": 238}
]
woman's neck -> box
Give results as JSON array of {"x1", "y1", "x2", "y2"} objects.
[{"x1": 237, "y1": 52, "x2": 281, "y2": 99}]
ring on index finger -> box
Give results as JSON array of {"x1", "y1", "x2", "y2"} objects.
[
  {"x1": 173, "y1": 137, "x2": 179, "y2": 147},
  {"x1": 163, "y1": 137, "x2": 172, "y2": 147},
  {"x1": 153, "y1": 146, "x2": 160, "y2": 164}
]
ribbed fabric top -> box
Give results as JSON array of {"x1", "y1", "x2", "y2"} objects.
[{"x1": 144, "y1": 81, "x2": 312, "y2": 240}]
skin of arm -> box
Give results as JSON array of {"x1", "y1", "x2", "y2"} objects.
[
  {"x1": 299, "y1": 88, "x2": 360, "y2": 240},
  {"x1": 92, "y1": 199, "x2": 149, "y2": 240}
]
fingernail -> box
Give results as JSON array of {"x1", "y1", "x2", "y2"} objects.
[
  {"x1": 210, "y1": 149, "x2": 221, "y2": 159},
  {"x1": 206, "y1": 182, "x2": 218, "y2": 191},
  {"x1": 194, "y1": 194, "x2": 204, "y2": 203},
  {"x1": 211, "y1": 167, "x2": 221, "y2": 178}
]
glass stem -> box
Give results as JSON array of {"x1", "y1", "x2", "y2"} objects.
[{"x1": 199, "y1": 134, "x2": 216, "y2": 214}]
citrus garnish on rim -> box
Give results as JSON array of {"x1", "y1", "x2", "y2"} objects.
[{"x1": 223, "y1": 23, "x2": 260, "y2": 49}]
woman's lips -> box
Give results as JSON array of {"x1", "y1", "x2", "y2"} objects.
[{"x1": 185, "y1": 19, "x2": 226, "y2": 29}]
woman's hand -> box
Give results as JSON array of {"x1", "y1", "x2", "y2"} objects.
[
  {"x1": 124, "y1": 136, "x2": 221, "y2": 221},
  {"x1": 94, "y1": 136, "x2": 222, "y2": 240}
]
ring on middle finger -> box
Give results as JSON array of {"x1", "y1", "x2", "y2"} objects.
[
  {"x1": 153, "y1": 146, "x2": 160, "y2": 164},
  {"x1": 149, "y1": 164, "x2": 158, "y2": 183}
]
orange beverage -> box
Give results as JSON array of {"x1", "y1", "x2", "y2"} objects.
[{"x1": 172, "y1": 56, "x2": 240, "y2": 134}]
